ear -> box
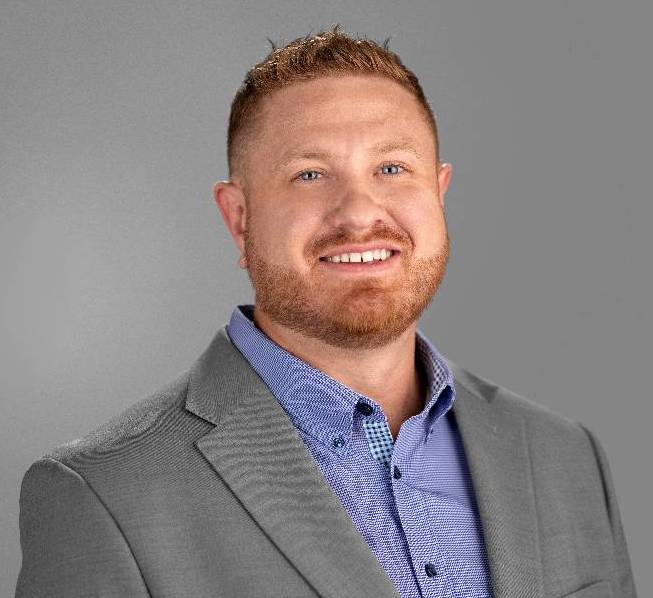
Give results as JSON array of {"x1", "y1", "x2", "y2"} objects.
[
  {"x1": 213, "y1": 180, "x2": 248, "y2": 269},
  {"x1": 436, "y1": 162, "x2": 452, "y2": 210}
]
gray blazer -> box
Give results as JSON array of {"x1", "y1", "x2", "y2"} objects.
[{"x1": 16, "y1": 327, "x2": 637, "y2": 598}]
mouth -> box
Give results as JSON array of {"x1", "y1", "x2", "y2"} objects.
[{"x1": 318, "y1": 249, "x2": 401, "y2": 274}]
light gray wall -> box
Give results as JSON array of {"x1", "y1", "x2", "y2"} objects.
[{"x1": 2, "y1": 1, "x2": 650, "y2": 594}]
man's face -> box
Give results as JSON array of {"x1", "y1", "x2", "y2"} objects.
[{"x1": 222, "y1": 74, "x2": 452, "y2": 350}]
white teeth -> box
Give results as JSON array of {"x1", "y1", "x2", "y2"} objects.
[{"x1": 324, "y1": 249, "x2": 394, "y2": 263}]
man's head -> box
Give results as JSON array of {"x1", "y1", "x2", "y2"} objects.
[{"x1": 215, "y1": 24, "x2": 452, "y2": 350}]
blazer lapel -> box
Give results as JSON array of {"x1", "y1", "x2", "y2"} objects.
[
  {"x1": 447, "y1": 361, "x2": 544, "y2": 598},
  {"x1": 185, "y1": 327, "x2": 400, "y2": 598}
]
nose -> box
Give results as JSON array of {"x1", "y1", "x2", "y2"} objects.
[{"x1": 325, "y1": 183, "x2": 388, "y2": 232}]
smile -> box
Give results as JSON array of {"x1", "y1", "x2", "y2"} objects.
[{"x1": 318, "y1": 249, "x2": 401, "y2": 274}]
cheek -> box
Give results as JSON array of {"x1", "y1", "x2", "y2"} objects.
[
  {"x1": 397, "y1": 202, "x2": 446, "y2": 252},
  {"x1": 256, "y1": 209, "x2": 322, "y2": 262}
]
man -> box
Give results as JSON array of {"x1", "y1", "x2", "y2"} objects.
[{"x1": 16, "y1": 25, "x2": 636, "y2": 598}]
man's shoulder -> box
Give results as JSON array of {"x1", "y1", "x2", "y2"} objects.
[
  {"x1": 446, "y1": 357, "x2": 587, "y2": 438},
  {"x1": 43, "y1": 369, "x2": 198, "y2": 468}
]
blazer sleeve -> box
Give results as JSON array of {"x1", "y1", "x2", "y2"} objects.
[
  {"x1": 15, "y1": 457, "x2": 150, "y2": 598},
  {"x1": 579, "y1": 424, "x2": 638, "y2": 598}
]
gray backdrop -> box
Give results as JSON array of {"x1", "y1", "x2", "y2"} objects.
[{"x1": 1, "y1": 0, "x2": 650, "y2": 595}]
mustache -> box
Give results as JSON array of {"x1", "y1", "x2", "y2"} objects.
[{"x1": 306, "y1": 223, "x2": 410, "y2": 258}]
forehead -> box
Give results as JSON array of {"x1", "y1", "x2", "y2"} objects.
[{"x1": 255, "y1": 74, "x2": 431, "y2": 145}]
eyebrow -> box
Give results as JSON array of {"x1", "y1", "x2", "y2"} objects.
[{"x1": 275, "y1": 139, "x2": 424, "y2": 169}]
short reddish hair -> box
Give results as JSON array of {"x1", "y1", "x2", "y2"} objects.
[{"x1": 227, "y1": 23, "x2": 440, "y2": 185}]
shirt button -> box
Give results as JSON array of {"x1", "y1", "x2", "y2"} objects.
[
  {"x1": 355, "y1": 400, "x2": 373, "y2": 416},
  {"x1": 332, "y1": 435, "x2": 345, "y2": 448},
  {"x1": 393, "y1": 465, "x2": 401, "y2": 479},
  {"x1": 424, "y1": 563, "x2": 438, "y2": 577}
]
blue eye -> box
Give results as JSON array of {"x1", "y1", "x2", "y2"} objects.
[
  {"x1": 381, "y1": 163, "x2": 405, "y2": 175},
  {"x1": 297, "y1": 170, "x2": 321, "y2": 182}
]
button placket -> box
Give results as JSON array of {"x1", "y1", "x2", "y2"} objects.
[
  {"x1": 391, "y1": 478, "x2": 455, "y2": 596},
  {"x1": 357, "y1": 400, "x2": 394, "y2": 468}
]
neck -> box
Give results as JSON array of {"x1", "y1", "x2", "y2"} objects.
[{"x1": 252, "y1": 306, "x2": 427, "y2": 440}]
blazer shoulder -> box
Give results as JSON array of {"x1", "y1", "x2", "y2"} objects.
[
  {"x1": 43, "y1": 369, "x2": 193, "y2": 467},
  {"x1": 447, "y1": 357, "x2": 585, "y2": 437}
]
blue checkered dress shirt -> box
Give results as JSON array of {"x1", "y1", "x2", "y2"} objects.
[{"x1": 226, "y1": 304, "x2": 493, "y2": 598}]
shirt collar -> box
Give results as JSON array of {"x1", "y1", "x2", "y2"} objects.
[{"x1": 225, "y1": 304, "x2": 455, "y2": 453}]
